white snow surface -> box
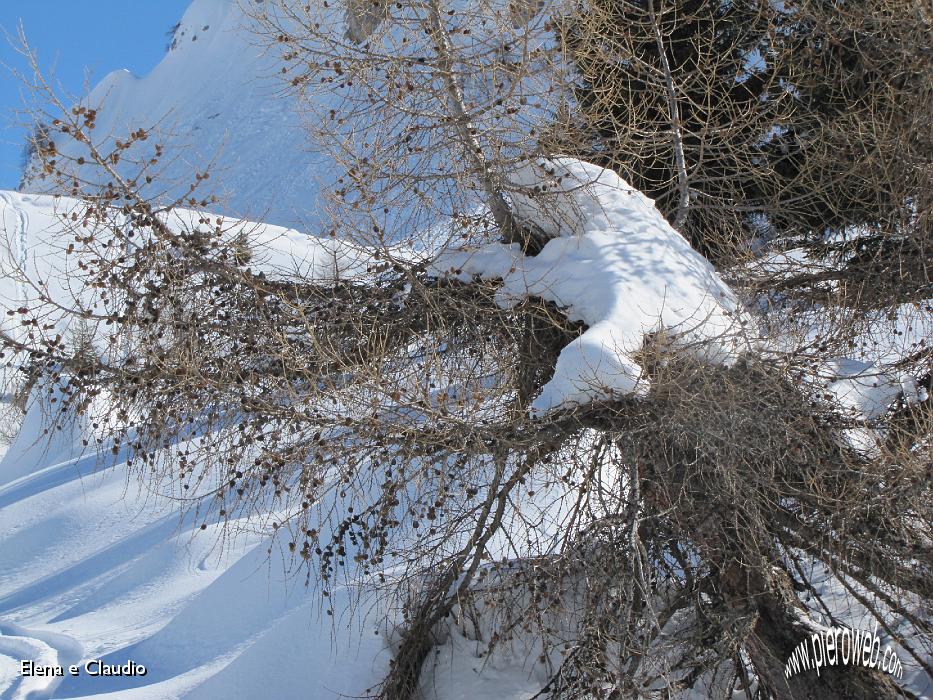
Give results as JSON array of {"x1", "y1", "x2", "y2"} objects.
[
  {"x1": 823, "y1": 357, "x2": 903, "y2": 421},
  {"x1": 0, "y1": 191, "x2": 392, "y2": 699},
  {"x1": 0, "y1": 190, "x2": 374, "y2": 347},
  {"x1": 0, "y1": 184, "x2": 579, "y2": 698},
  {"x1": 0, "y1": 386, "x2": 392, "y2": 700},
  {"x1": 24, "y1": 0, "x2": 328, "y2": 230},
  {"x1": 431, "y1": 158, "x2": 752, "y2": 414}
]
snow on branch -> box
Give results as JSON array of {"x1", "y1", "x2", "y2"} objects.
[{"x1": 430, "y1": 158, "x2": 754, "y2": 414}]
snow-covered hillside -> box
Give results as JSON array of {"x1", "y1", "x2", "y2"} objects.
[
  {"x1": 2, "y1": 1, "x2": 929, "y2": 698},
  {"x1": 0, "y1": 160, "x2": 754, "y2": 698},
  {"x1": 0, "y1": 387, "x2": 390, "y2": 700},
  {"x1": 0, "y1": 190, "x2": 390, "y2": 699},
  {"x1": 23, "y1": 0, "x2": 326, "y2": 230},
  {"x1": 3, "y1": 176, "x2": 927, "y2": 699}
]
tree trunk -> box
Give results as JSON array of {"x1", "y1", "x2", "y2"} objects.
[{"x1": 738, "y1": 567, "x2": 906, "y2": 699}]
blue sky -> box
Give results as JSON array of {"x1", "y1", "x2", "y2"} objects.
[{"x1": 0, "y1": 1, "x2": 192, "y2": 190}]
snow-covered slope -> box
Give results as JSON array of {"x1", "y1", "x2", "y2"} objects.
[
  {"x1": 0, "y1": 187, "x2": 390, "y2": 698},
  {"x1": 23, "y1": 0, "x2": 326, "y2": 230},
  {"x1": 2, "y1": 164, "x2": 927, "y2": 697},
  {"x1": 0, "y1": 155, "x2": 749, "y2": 698},
  {"x1": 0, "y1": 178, "x2": 583, "y2": 698},
  {"x1": 0, "y1": 387, "x2": 390, "y2": 700},
  {"x1": 4, "y1": 0, "x2": 929, "y2": 691}
]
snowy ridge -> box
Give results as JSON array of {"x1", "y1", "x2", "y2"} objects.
[
  {"x1": 24, "y1": 0, "x2": 326, "y2": 230},
  {"x1": 431, "y1": 158, "x2": 753, "y2": 414}
]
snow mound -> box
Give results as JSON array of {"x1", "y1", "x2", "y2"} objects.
[{"x1": 431, "y1": 158, "x2": 752, "y2": 414}]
